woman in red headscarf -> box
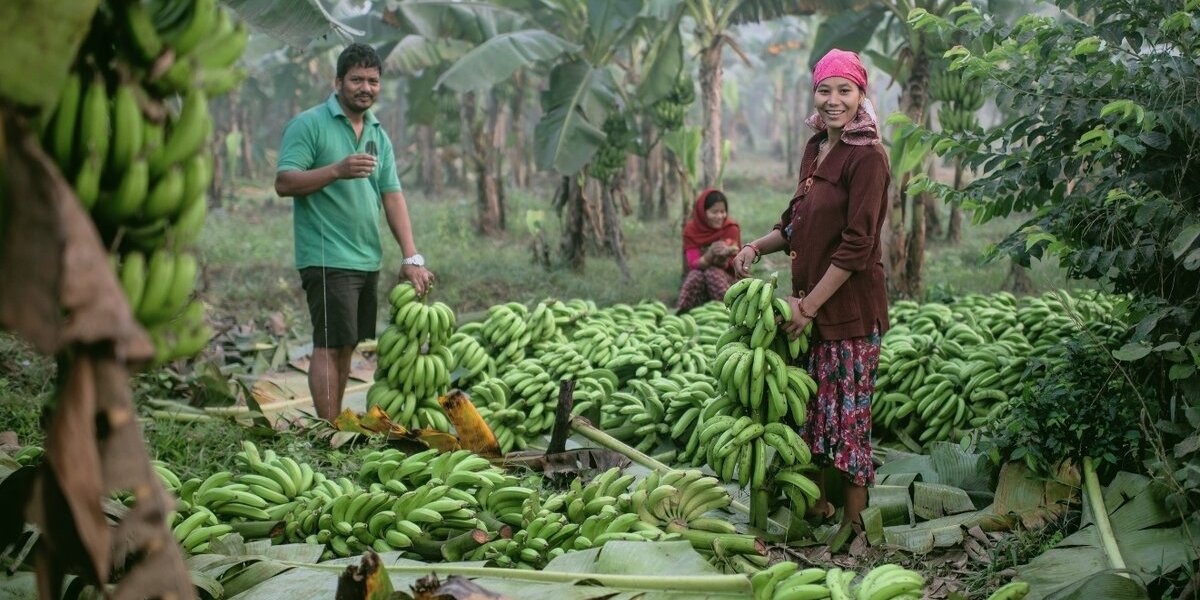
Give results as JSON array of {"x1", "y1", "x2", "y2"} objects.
[
  {"x1": 676, "y1": 188, "x2": 741, "y2": 313},
  {"x1": 732, "y1": 49, "x2": 890, "y2": 542}
]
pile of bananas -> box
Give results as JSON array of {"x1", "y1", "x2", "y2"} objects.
[
  {"x1": 40, "y1": 0, "x2": 248, "y2": 364},
  {"x1": 446, "y1": 331, "x2": 495, "y2": 388},
  {"x1": 590, "y1": 113, "x2": 635, "y2": 183},
  {"x1": 872, "y1": 290, "x2": 1126, "y2": 450},
  {"x1": 650, "y1": 74, "x2": 695, "y2": 131},
  {"x1": 930, "y1": 64, "x2": 984, "y2": 133},
  {"x1": 368, "y1": 283, "x2": 456, "y2": 430},
  {"x1": 750, "y1": 562, "x2": 928, "y2": 600}
]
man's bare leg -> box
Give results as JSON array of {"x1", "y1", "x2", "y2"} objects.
[{"x1": 311, "y1": 346, "x2": 354, "y2": 420}]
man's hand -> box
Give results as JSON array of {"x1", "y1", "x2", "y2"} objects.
[
  {"x1": 333, "y1": 153, "x2": 377, "y2": 179},
  {"x1": 402, "y1": 265, "x2": 434, "y2": 295}
]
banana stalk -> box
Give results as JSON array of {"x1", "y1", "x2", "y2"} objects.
[
  {"x1": 664, "y1": 522, "x2": 767, "y2": 556},
  {"x1": 278, "y1": 560, "x2": 754, "y2": 594},
  {"x1": 1082, "y1": 456, "x2": 1128, "y2": 574}
]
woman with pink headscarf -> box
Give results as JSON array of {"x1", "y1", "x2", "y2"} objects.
[{"x1": 732, "y1": 49, "x2": 891, "y2": 539}]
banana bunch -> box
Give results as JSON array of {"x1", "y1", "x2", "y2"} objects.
[
  {"x1": 533, "y1": 341, "x2": 595, "y2": 382},
  {"x1": 172, "y1": 507, "x2": 231, "y2": 554},
  {"x1": 678, "y1": 391, "x2": 747, "y2": 468},
  {"x1": 318, "y1": 489, "x2": 400, "y2": 557},
  {"x1": 541, "y1": 467, "x2": 637, "y2": 523},
  {"x1": 749, "y1": 564, "x2": 830, "y2": 600},
  {"x1": 661, "y1": 374, "x2": 720, "y2": 447},
  {"x1": 602, "y1": 342, "x2": 666, "y2": 383},
  {"x1": 596, "y1": 380, "x2": 670, "y2": 452},
  {"x1": 365, "y1": 382, "x2": 451, "y2": 430},
  {"x1": 475, "y1": 302, "x2": 531, "y2": 367},
  {"x1": 447, "y1": 331, "x2": 495, "y2": 386},
  {"x1": 985, "y1": 581, "x2": 1031, "y2": 600},
  {"x1": 591, "y1": 112, "x2": 634, "y2": 183},
  {"x1": 497, "y1": 359, "x2": 559, "y2": 432},
  {"x1": 474, "y1": 484, "x2": 537, "y2": 530},
  {"x1": 151, "y1": 460, "x2": 181, "y2": 493},
  {"x1": 570, "y1": 322, "x2": 621, "y2": 370},
  {"x1": 647, "y1": 320, "x2": 714, "y2": 376},
  {"x1": 39, "y1": 0, "x2": 250, "y2": 367},
  {"x1": 699, "y1": 414, "x2": 810, "y2": 485},
  {"x1": 629, "y1": 470, "x2": 735, "y2": 532},
  {"x1": 572, "y1": 509, "x2": 677, "y2": 549},
  {"x1": 390, "y1": 294, "x2": 456, "y2": 348},
  {"x1": 712, "y1": 342, "x2": 816, "y2": 422},
  {"x1": 233, "y1": 441, "x2": 315, "y2": 501},
  {"x1": 471, "y1": 378, "x2": 546, "y2": 453},
  {"x1": 688, "y1": 301, "x2": 734, "y2": 341},
  {"x1": 185, "y1": 470, "x2": 297, "y2": 523},
  {"x1": 937, "y1": 106, "x2": 980, "y2": 133},
  {"x1": 649, "y1": 74, "x2": 695, "y2": 131},
  {"x1": 466, "y1": 509, "x2": 579, "y2": 569},
  {"x1": 119, "y1": 0, "x2": 250, "y2": 96},
  {"x1": 391, "y1": 482, "x2": 485, "y2": 538},
  {"x1": 773, "y1": 467, "x2": 822, "y2": 517}
]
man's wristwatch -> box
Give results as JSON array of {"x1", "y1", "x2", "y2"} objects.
[{"x1": 403, "y1": 253, "x2": 425, "y2": 267}]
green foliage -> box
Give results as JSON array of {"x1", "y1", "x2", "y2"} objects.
[
  {"x1": 906, "y1": 0, "x2": 1200, "y2": 427},
  {"x1": 994, "y1": 339, "x2": 1141, "y2": 474}
]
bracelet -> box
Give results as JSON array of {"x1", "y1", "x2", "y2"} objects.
[
  {"x1": 796, "y1": 298, "x2": 817, "y2": 320},
  {"x1": 741, "y1": 243, "x2": 762, "y2": 264}
]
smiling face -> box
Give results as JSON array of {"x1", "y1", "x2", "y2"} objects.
[
  {"x1": 335, "y1": 65, "x2": 381, "y2": 116},
  {"x1": 814, "y1": 76, "x2": 864, "y2": 132},
  {"x1": 704, "y1": 201, "x2": 728, "y2": 229}
]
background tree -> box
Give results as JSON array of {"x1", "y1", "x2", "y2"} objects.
[{"x1": 905, "y1": 2, "x2": 1200, "y2": 590}]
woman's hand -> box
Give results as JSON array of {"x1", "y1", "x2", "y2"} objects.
[
  {"x1": 781, "y1": 295, "x2": 813, "y2": 339},
  {"x1": 732, "y1": 246, "x2": 756, "y2": 277},
  {"x1": 709, "y1": 240, "x2": 729, "y2": 257}
]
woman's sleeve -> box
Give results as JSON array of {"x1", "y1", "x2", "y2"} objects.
[
  {"x1": 830, "y1": 149, "x2": 889, "y2": 272},
  {"x1": 685, "y1": 247, "x2": 703, "y2": 270}
]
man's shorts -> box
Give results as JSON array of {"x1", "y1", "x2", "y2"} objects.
[{"x1": 299, "y1": 267, "x2": 379, "y2": 348}]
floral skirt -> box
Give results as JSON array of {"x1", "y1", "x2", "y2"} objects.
[
  {"x1": 799, "y1": 326, "x2": 881, "y2": 487},
  {"x1": 676, "y1": 268, "x2": 737, "y2": 313}
]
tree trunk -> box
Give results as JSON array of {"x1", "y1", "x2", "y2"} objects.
[
  {"x1": 771, "y1": 73, "x2": 784, "y2": 159},
  {"x1": 601, "y1": 184, "x2": 632, "y2": 281},
  {"x1": 947, "y1": 156, "x2": 964, "y2": 243},
  {"x1": 509, "y1": 73, "x2": 529, "y2": 189},
  {"x1": 1004, "y1": 260, "x2": 1035, "y2": 294},
  {"x1": 639, "y1": 119, "x2": 662, "y2": 220},
  {"x1": 699, "y1": 37, "x2": 723, "y2": 189},
  {"x1": 659, "y1": 149, "x2": 676, "y2": 220},
  {"x1": 461, "y1": 92, "x2": 502, "y2": 235},
  {"x1": 489, "y1": 88, "x2": 507, "y2": 231},
  {"x1": 925, "y1": 194, "x2": 942, "y2": 240},
  {"x1": 887, "y1": 51, "x2": 931, "y2": 298},
  {"x1": 417, "y1": 124, "x2": 439, "y2": 195},
  {"x1": 559, "y1": 176, "x2": 585, "y2": 270}
]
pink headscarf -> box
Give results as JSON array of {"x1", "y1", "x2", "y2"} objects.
[{"x1": 804, "y1": 49, "x2": 880, "y2": 146}]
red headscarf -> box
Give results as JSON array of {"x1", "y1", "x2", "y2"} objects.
[{"x1": 682, "y1": 188, "x2": 740, "y2": 251}]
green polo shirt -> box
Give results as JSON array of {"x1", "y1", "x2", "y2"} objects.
[{"x1": 277, "y1": 94, "x2": 402, "y2": 271}]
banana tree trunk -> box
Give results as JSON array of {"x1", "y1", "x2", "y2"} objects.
[
  {"x1": 509, "y1": 72, "x2": 529, "y2": 189},
  {"x1": 771, "y1": 72, "x2": 784, "y2": 159},
  {"x1": 888, "y1": 50, "x2": 931, "y2": 298},
  {"x1": 699, "y1": 37, "x2": 723, "y2": 189},
  {"x1": 946, "y1": 156, "x2": 963, "y2": 243},
  {"x1": 601, "y1": 184, "x2": 632, "y2": 281},
  {"x1": 462, "y1": 92, "x2": 502, "y2": 235},
  {"x1": 559, "y1": 176, "x2": 586, "y2": 270},
  {"x1": 416, "y1": 124, "x2": 440, "y2": 196},
  {"x1": 489, "y1": 88, "x2": 507, "y2": 231},
  {"x1": 925, "y1": 194, "x2": 942, "y2": 239},
  {"x1": 639, "y1": 119, "x2": 663, "y2": 221}
]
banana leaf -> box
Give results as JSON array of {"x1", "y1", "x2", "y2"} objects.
[
  {"x1": 1043, "y1": 572, "x2": 1149, "y2": 600},
  {"x1": 912, "y1": 481, "x2": 976, "y2": 520},
  {"x1": 222, "y1": 0, "x2": 363, "y2": 49},
  {"x1": 436, "y1": 30, "x2": 579, "y2": 93},
  {"x1": 991, "y1": 461, "x2": 1078, "y2": 530},
  {"x1": 881, "y1": 507, "x2": 999, "y2": 553},
  {"x1": 868, "y1": 484, "x2": 914, "y2": 526},
  {"x1": 1014, "y1": 471, "x2": 1195, "y2": 600}
]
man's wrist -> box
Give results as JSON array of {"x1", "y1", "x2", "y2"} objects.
[{"x1": 402, "y1": 253, "x2": 426, "y2": 267}]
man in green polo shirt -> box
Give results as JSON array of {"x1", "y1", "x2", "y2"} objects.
[{"x1": 275, "y1": 43, "x2": 433, "y2": 421}]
